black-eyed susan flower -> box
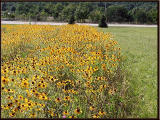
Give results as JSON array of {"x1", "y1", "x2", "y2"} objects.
[
  {"x1": 27, "y1": 102, "x2": 33, "y2": 108},
  {"x1": 69, "y1": 115, "x2": 76, "y2": 118},
  {"x1": 89, "y1": 106, "x2": 95, "y2": 111},
  {"x1": 63, "y1": 110, "x2": 69, "y2": 116},
  {"x1": 9, "y1": 112, "x2": 16, "y2": 117},
  {"x1": 50, "y1": 112, "x2": 55, "y2": 117},
  {"x1": 1, "y1": 105, "x2": 4, "y2": 110},
  {"x1": 64, "y1": 96, "x2": 71, "y2": 101},
  {"x1": 7, "y1": 96, "x2": 14, "y2": 100},
  {"x1": 92, "y1": 114, "x2": 99, "y2": 118},
  {"x1": 18, "y1": 95, "x2": 23, "y2": 100},
  {"x1": 108, "y1": 89, "x2": 115, "y2": 95},
  {"x1": 20, "y1": 103, "x2": 26, "y2": 109},
  {"x1": 7, "y1": 102, "x2": 13, "y2": 108},
  {"x1": 1, "y1": 87, "x2": 5, "y2": 91},
  {"x1": 100, "y1": 85, "x2": 107, "y2": 89},
  {"x1": 3, "y1": 105, "x2": 9, "y2": 110},
  {"x1": 41, "y1": 104, "x2": 45, "y2": 108},
  {"x1": 7, "y1": 89, "x2": 15, "y2": 93},
  {"x1": 37, "y1": 83, "x2": 42, "y2": 88},
  {"x1": 1, "y1": 76, "x2": 9, "y2": 84},
  {"x1": 21, "y1": 80, "x2": 29, "y2": 88},
  {"x1": 41, "y1": 83, "x2": 47, "y2": 88},
  {"x1": 31, "y1": 81, "x2": 35, "y2": 85},
  {"x1": 55, "y1": 97, "x2": 61, "y2": 103},
  {"x1": 98, "y1": 111, "x2": 106, "y2": 116},
  {"x1": 74, "y1": 108, "x2": 81, "y2": 114},
  {"x1": 30, "y1": 113, "x2": 36, "y2": 118},
  {"x1": 11, "y1": 78, "x2": 15, "y2": 82}
]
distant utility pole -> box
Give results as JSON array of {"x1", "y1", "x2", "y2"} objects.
[
  {"x1": 104, "y1": 2, "x2": 106, "y2": 16},
  {"x1": 104, "y1": 2, "x2": 107, "y2": 22},
  {"x1": 105, "y1": 2, "x2": 106, "y2": 16}
]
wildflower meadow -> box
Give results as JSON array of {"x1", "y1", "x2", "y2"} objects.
[{"x1": 1, "y1": 24, "x2": 157, "y2": 118}]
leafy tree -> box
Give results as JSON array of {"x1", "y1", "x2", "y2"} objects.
[
  {"x1": 2, "y1": 3, "x2": 7, "y2": 11},
  {"x1": 146, "y1": 8, "x2": 157, "y2": 24},
  {"x1": 10, "y1": 6, "x2": 16, "y2": 12},
  {"x1": 15, "y1": 3, "x2": 25, "y2": 15},
  {"x1": 39, "y1": 10, "x2": 48, "y2": 21},
  {"x1": 99, "y1": 15, "x2": 108, "y2": 28},
  {"x1": 52, "y1": 3, "x2": 64, "y2": 20},
  {"x1": 43, "y1": 3, "x2": 55, "y2": 16},
  {"x1": 134, "y1": 9, "x2": 147, "y2": 24},
  {"x1": 128, "y1": 7, "x2": 138, "y2": 23},
  {"x1": 75, "y1": 3, "x2": 90, "y2": 22},
  {"x1": 61, "y1": 4, "x2": 76, "y2": 21},
  {"x1": 106, "y1": 5, "x2": 129, "y2": 23},
  {"x1": 89, "y1": 10, "x2": 101, "y2": 23}
]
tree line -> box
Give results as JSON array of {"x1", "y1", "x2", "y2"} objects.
[{"x1": 1, "y1": 2, "x2": 158, "y2": 24}]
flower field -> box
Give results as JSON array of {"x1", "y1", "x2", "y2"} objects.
[{"x1": 1, "y1": 24, "x2": 128, "y2": 118}]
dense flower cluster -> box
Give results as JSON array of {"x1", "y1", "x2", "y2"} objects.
[{"x1": 1, "y1": 24, "x2": 121, "y2": 118}]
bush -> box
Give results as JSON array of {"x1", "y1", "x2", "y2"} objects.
[
  {"x1": 99, "y1": 15, "x2": 108, "y2": 28},
  {"x1": 68, "y1": 15, "x2": 75, "y2": 24}
]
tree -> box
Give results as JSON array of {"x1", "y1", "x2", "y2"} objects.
[
  {"x1": 2, "y1": 2, "x2": 7, "y2": 11},
  {"x1": 10, "y1": 6, "x2": 16, "y2": 12},
  {"x1": 106, "y1": 5, "x2": 129, "y2": 23},
  {"x1": 39, "y1": 10, "x2": 48, "y2": 21},
  {"x1": 15, "y1": 3, "x2": 25, "y2": 15},
  {"x1": 128, "y1": 7, "x2": 138, "y2": 23},
  {"x1": 146, "y1": 8, "x2": 157, "y2": 24},
  {"x1": 52, "y1": 3, "x2": 64, "y2": 20},
  {"x1": 75, "y1": 3, "x2": 90, "y2": 22},
  {"x1": 134, "y1": 9, "x2": 147, "y2": 24},
  {"x1": 1, "y1": 2, "x2": 157, "y2": 24},
  {"x1": 44, "y1": 3, "x2": 53, "y2": 16},
  {"x1": 99, "y1": 15, "x2": 108, "y2": 28},
  {"x1": 89, "y1": 10, "x2": 101, "y2": 23},
  {"x1": 61, "y1": 4, "x2": 76, "y2": 22}
]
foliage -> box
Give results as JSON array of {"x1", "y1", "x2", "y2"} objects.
[
  {"x1": 1, "y1": 2, "x2": 157, "y2": 24},
  {"x1": 61, "y1": 4, "x2": 76, "y2": 22},
  {"x1": 134, "y1": 9, "x2": 147, "y2": 24},
  {"x1": 52, "y1": 3, "x2": 64, "y2": 20},
  {"x1": 68, "y1": 15, "x2": 75, "y2": 24},
  {"x1": 146, "y1": 8, "x2": 157, "y2": 24},
  {"x1": 106, "y1": 5, "x2": 129, "y2": 23},
  {"x1": 99, "y1": 15, "x2": 108, "y2": 28},
  {"x1": 89, "y1": 10, "x2": 101, "y2": 23},
  {"x1": 75, "y1": 3, "x2": 90, "y2": 22}
]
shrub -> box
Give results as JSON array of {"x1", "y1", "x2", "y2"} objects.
[
  {"x1": 68, "y1": 15, "x2": 75, "y2": 24},
  {"x1": 99, "y1": 15, "x2": 108, "y2": 28}
]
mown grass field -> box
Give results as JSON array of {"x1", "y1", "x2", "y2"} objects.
[
  {"x1": 98, "y1": 27, "x2": 157, "y2": 118},
  {"x1": 1, "y1": 24, "x2": 157, "y2": 118}
]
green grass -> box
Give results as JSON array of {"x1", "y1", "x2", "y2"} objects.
[{"x1": 97, "y1": 27, "x2": 157, "y2": 118}]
